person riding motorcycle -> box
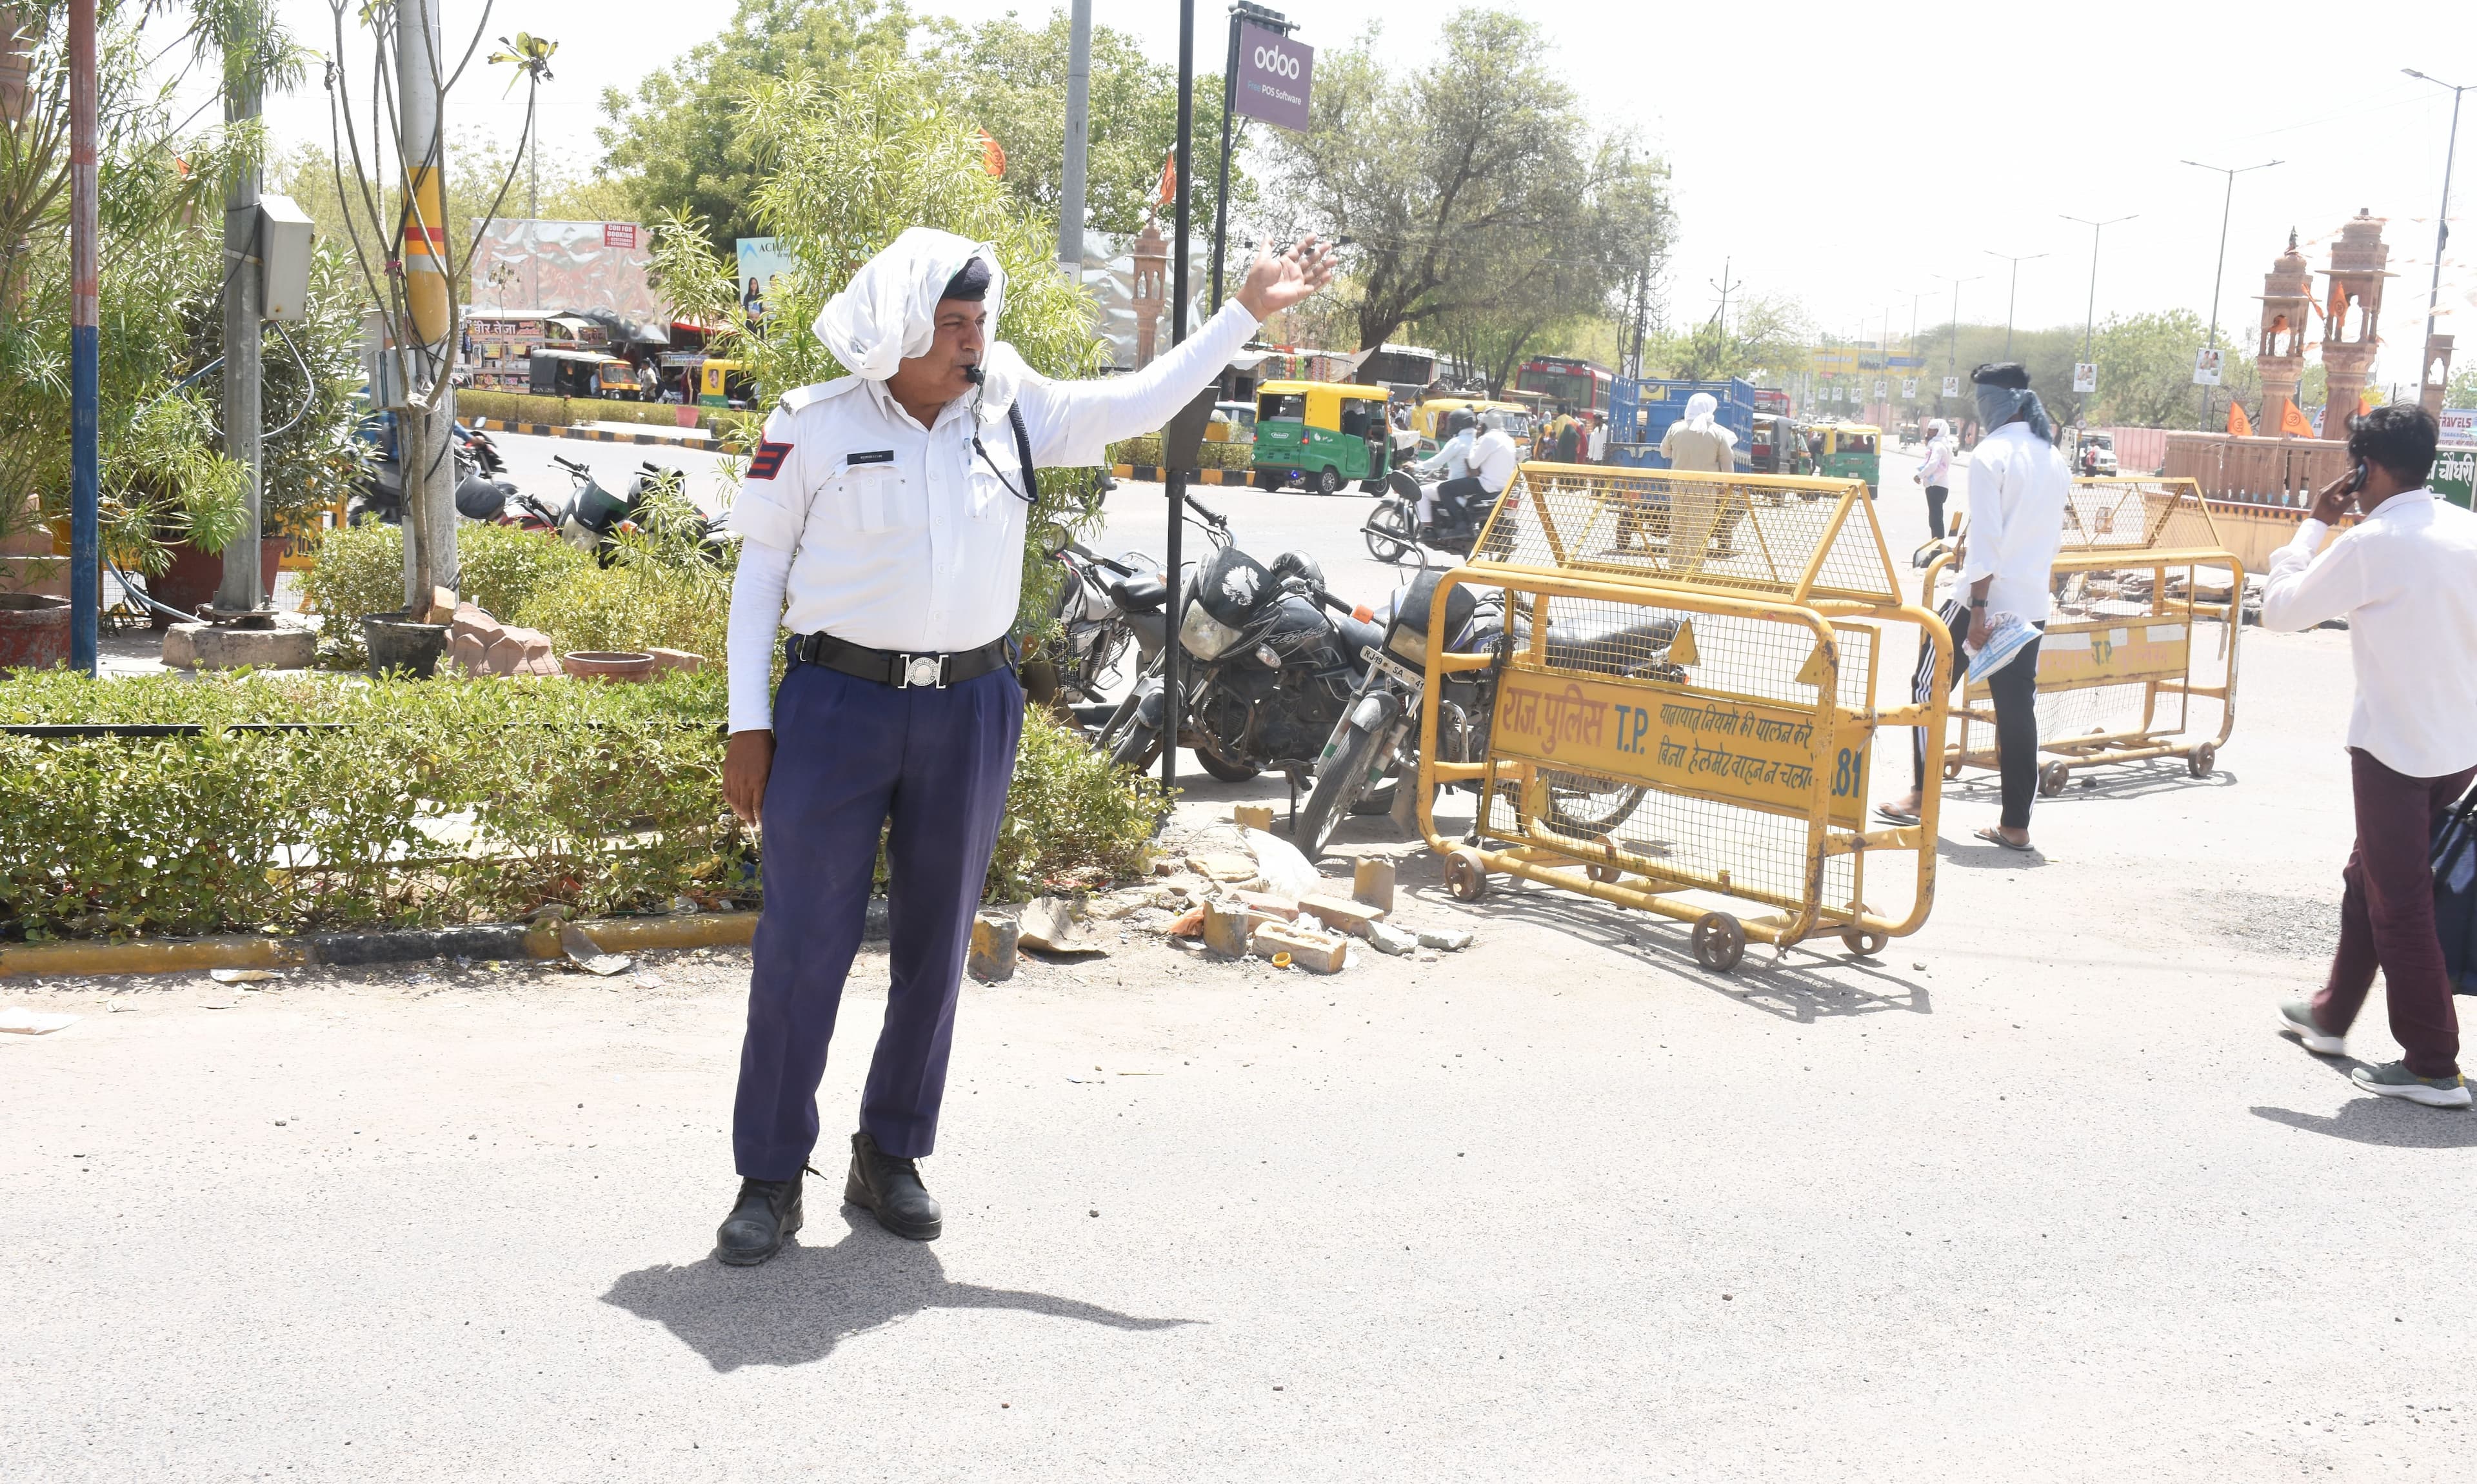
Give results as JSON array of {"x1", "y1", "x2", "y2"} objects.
[{"x1": 1411, "y1": 409, "x2": 1519, "y2": 540}]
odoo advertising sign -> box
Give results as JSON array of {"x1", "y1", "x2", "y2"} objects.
[{"x1": 1233, "y1": 23, "x2": 1313, "y2": 132}]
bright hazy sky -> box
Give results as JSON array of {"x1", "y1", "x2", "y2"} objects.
[{"x1": 228, "y1": 0, "x2": 2477, "y2": 390}]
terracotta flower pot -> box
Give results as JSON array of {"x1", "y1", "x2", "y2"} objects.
[
  {"x1": 0, "y1": 592, "x2": 70, "y2": 675},
  {"x1": 146, "y1": 539, "x2": 286, "y2": 628},
  {"x1": 562, "y1": 650, "x2": 656, "y2": 682}
]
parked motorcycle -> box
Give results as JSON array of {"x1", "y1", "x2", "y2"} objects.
[
  {"x1": 1102, "y1": 500, "x2": 1384, "y2": 789},
  {"x1": 350, "y1": 420, "x2": 519, "y2": 529},
  {"x1": 1291, "y1": 568, "x2": 1686, "y2": 858}
]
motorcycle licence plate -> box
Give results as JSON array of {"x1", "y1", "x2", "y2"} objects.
[{"x1": 1366, "y1": 649, "x2": 1425, "y2": 693}]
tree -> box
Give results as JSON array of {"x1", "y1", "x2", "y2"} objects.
[
  {"x1": 924, "y1": 8, "x2": 1234, "y2": 244},
  {"x1": 2447, "y1": 364, "x2": 2476, "y2": 410},
  {"x1": 648, "y1": 52, "x2": 1108, "y2": 634},
  {"x1": 1268, "y1": 9, "x2": 1664, "y2": 352},
  {"x1": 597, "y1": 0, "x2": 917, "y2": 248}
]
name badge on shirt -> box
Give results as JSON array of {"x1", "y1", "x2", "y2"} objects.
[{"x1": 846, "y1": 450, "x2": 895, "y2": 466}]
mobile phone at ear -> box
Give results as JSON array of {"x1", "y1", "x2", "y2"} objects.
[{"x1": 2348, "y1": 460, "x2": 2369, "y2": 493}]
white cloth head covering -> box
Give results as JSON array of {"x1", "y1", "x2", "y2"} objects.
[
  {"x1": 1683, "y1": 392, "x2": 1720, "y2": 431},
  {"x1": 811, "y1": 226, "x2": 1011, "y2": 393},
  {"x1": 1927, "y1": 418, "x2": 1948, "y2": 439}
]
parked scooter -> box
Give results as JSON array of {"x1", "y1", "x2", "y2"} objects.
[
  {"x1": 350, "y1": 420, "x2": 519, "y2": 529},
  {"x1": 1291, "y1": 569, "x2": 1686, "y2": 858}
]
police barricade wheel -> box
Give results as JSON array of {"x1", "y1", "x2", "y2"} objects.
[
  {"x1": 2187, "y1": 742, "x2": 2216, "y2": 779},
  {"x1": 1444, "y1": 847, "x2": 1489, "y2": 902},
  {"x1": 1586, "y1": 833, "x2": 1624, "y2": 884},
  {"x1": 1942, "y1": 758, "x2": 1964, "y2": 781},
  {"x1": 2038, "y1": 762, "x2": 2071, "y2": 797},
  {"x1": 1841, "y1": 927, "x2": 1888, "y2": 958},
  {"x1": 1691, "y1": 912, "x2": 1746, "y2": 973}
]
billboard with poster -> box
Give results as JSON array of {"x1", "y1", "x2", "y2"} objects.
[
  {"x1": 735, "y1": 237, "x2": 799, "y2": 328},
  {"x1": 2191, "y1": 346, "x2": 2223, "y2": 386},
  {"x1": 2073, "y1": 362, "x2": 2097, "y2": 393}
]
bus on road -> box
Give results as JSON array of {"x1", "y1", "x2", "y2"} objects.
[{"x1": 1513, "y1": 356, "x2": 1615, "y2": 418}]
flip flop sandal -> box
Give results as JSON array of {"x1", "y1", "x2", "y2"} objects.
[
  {"x1": 1973, "y1": 827, "x2": 2036, "y2": 853},
  {"x1": 1875, "y1": 805, "x2": 1921, "y2": 826}
]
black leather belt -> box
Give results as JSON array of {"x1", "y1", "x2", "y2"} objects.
[{"x1": 786, "y1": 631, "x2": 1010, "y2": 689}]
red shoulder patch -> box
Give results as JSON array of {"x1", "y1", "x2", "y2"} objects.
[{"x1": 748, "y1": 440, "x2": 792, "y2": 480}]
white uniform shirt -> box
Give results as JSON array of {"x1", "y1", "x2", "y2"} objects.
[
  {"x1": 1418, "y1": 428, "x2": 1474, "y2": 482},
  {"x1": 1471, "y1": 427, "x2": 1519, "y2": 493},
  {"x1": 1953, "y1": 421, "x2": 2070, "y2": 624},
  {"x1": 726, "y1": 300, "x2": 1261, "y2": 732},
  {"x1": 2260, "y1": 490, "x2": 2477, "y2": 778}
]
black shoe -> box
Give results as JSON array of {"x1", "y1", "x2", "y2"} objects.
[
  {"x1": 715, "y1": 1173, "x2": 803, "y2": 1266},
  {"x1": 845, "y1": 1131, "x2": 942, "y2": 1240}
]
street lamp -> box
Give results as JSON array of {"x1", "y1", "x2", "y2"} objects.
[
  {"x1": 1931, "y1": 271, "x2": 1984, "y2": 411},
  {"x1": 2403, "y1": 69, "x2": 2467, "y2": 370},
  {"x1": 2180, "y1": 157, "x2": 2281, "y2": 423},
  {"x1": 1982, "y1": 249, "x2": 2049, "y2": 359},
  {"x1": 2060, "y1": 213, "x2": 2136, "y2": 370}
]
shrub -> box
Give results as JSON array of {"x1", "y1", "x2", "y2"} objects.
[
  {"x1": 1107, "y1": 435, "x2": 1255, "y2": 472},
  {"x1": 513, "y1": 561, "x2": 729, "y2": 661},
  {"x1": 301, "y1": 522, "x2": 592, "y2": 666},
  {"x1": 0, "y1": 671, "x2": 1168, "y2": 937}
]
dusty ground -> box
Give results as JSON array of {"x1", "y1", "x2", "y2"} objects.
[{"x1": 6, "y1": 453, "x2": 2472, "y2": 1481}]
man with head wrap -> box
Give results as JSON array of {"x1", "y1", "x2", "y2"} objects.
[
  {"x1": 1639, "y1": 393, "x2": 1741, "y2": 563},
  {"x1": 1915, "y1": 417, "x2": 1955, "y2": 539},
  {"x1": 1875, "y1": 363, "x2": 2069, "y2": 851},
  {"x1": 712, "y1": 227, "x2": 1335, "y2": 1265}
]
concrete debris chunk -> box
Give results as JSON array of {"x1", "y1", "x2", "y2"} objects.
[
  {"x1": 208, "y1": 969, "x2": 281, "y2": 985},
  {"x1": 1231, "y1": 804, "x2": 1275, "y2": 832},
  {"x1": 1186, "y1": 853, "x2": 1259, "y2": 884},
  {"x1": 1233, "y1": 889, "x2": 1298, "y2": 921},
  {"x1": 1415, "y1": 927, "x2": 1475, "y2": 951},
  {"x1": 1200, "y1": 898, "x2": 1252, "y2": 958},
  {"x1": 1299, "y1": 893, "x2": 1386, "y2": 938},
  {"x1": 1362, "y1": 920, "x2": 1419, "y2": 956},
  {"x1": 1351, "y1": 858, "x2": 1397, "y2": 913},
  {"x1": 1252, "y1": 921, "x2": 1348, "y2": 974},
  {"x1": 968, "y1": 913, "x2": 1019, "y2": 982},
  {"x1": 1019, "y1": 896, "x2": 1107, "y2": 957}
]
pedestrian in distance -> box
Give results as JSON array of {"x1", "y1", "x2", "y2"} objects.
[
  {"x1": 712, "y1": 227, "x2": 1337, "y2": 1265},
  {"x1": 2264, "y1": 404, "x2": 2476, "y2": 1109},
  {"x1": 1586, "y1": 411, "x2": 1608, "y2": 465},
  {"x1": 1875, "y1": 363, "x2": 2069, "y2": 851},
  {"x1": 1916, "y1": 417, "x2": 1955, "y2": 540}
]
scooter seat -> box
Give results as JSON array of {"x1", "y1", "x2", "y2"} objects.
[{"x1": 1109, "y1": 575, "x2": 1169, "y2": 613}]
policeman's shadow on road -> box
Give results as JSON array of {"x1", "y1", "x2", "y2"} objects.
[
  {"x1": 602, "y1": 1211, "x2": 1196, "y2": 1372},
  {"x1": 1385, "y1": 855, "x2": 1932, "y2": 1026}
]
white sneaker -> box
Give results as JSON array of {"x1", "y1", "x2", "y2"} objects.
[
  {"x1": 2351, "y1": 1061, "x2": 2473, "y2": 1109},
  {"x1": 2278, "y1": 1000, "x2": 2345, "y2": 1056}
]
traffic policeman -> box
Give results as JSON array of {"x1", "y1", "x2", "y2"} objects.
[{"x1": 714, "y1": 226, "x2": 1335, "y2": 1264}]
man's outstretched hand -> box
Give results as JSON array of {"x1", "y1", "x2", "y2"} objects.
[
  {"x1": 724, "y1": 729, "x2": 774, "y2": 826},
  {"x1": 1233, "y1": 234, "x2": 1337, "y2": 321}
]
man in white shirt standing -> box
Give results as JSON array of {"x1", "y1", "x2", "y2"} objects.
[
  {"x1": 2263, "y1": 404, "x2": 2476, "y2": 1109},
  {"x1": 712, "y1": 228, "x2": 1335, "y2": 1264},
  {"x1": 1875, "y1": 364, "x2": 2069, "y2": 850},
  {"x1": 1915, "y1": 417, "x2": 1955, "y2": 539}
]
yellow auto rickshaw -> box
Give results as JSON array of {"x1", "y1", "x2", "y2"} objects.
[
  {"x1": 697, "y1": 358, "x2": 751, "y2": 409},
  {"x1": 1253, "y1": 381, "x2": 1395, "y2": 494},
  {"x1": 1411, "y1": 397, "x2": 1535, "y2": 451}
]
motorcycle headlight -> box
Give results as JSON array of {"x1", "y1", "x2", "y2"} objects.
[{"x1": 1179, "y1": 600, "x2": 1245, "y2": 660}]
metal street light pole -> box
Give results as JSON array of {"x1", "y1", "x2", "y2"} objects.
[
  {"x1": 1982, "y1": 249, "x2": 2049, "y2": 359},
  {"x1": 1931, "y1": 272, "x2": 1983, "y2": 414},
  {"x1": 1162, "y1": 0, "x2": 1197, "y2": 802},
  {"x1": 1058, "y1": 0, "x2": 1091, "y2": 269},
  {"x1": 2180, "y1": 158, "x2": 2280, "y2": 424},
  {"x1": 68, "y1": 0, "x2": 97, "y2": 673},
  {"x1": 2060, "y1": 213, "x2": 2136, "y2": 365},
  {"x1": 2403, "y1": 69, "x2": 2467, "y2": 370}
]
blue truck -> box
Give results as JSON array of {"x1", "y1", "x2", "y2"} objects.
[{"x1": 1607, "y1": 377, "x2": 1758, "y2": 471}]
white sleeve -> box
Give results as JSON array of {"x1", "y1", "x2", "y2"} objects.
[
  {"x1": 1016, "y1": 301, "x2": 1263, "y2": 467},
  {"x1": 728, "y1": 405, "x2": 811, "y2": 553},
  {"x1": 2258, "y1": 520, "x2": 2369, "y2": 633},
  {"x1": 726, "y1": 542, "x2": 793, "y2": 734}
]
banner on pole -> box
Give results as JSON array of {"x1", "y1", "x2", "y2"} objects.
[
  {"x1": 1901, "y1": 379, "x2": 1916, "y2": 399},
  {"x1": 1233, "y1": 23, "x2": 1313, "y2": 132},
  {"x1": 2191, "y1": 347, "x2": 2223, "y2": 386},
  {"x1": 1942, "y1": 375, "x2": 1960, "y2": 397},
  {"x1": 2073, "y1": 362, "x2": 2097, "y2": 393}
]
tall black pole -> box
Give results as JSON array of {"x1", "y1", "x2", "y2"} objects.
[
  {"x1": 1207, "y1": 10, "x2": 1240, "y2": 318},
  {"x1": 69, "y1": 0, "x2": 98, "y2": 674},
  {"x1": 1163, "y1": 0, "x2": 1197, "y2": 801}
]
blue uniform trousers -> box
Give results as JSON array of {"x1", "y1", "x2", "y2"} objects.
[{"x1": 732, "y1": 657, "x2": 1023, "y2": 1179}]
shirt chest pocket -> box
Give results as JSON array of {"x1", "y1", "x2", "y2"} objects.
[
  {"x1": 825, "y1": 457, "x2": 911, "y2": 533},
  {"x1": 966, "y1": 455, "x2": 1024, "y2": 524}
]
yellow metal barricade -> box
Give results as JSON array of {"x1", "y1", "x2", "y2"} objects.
[
  {"x1": 1415, "y1": 461, "x2": 1953, "y2": 973},
  {"x1": 1923, "y1": 477, "x2": 2242, "y2": 793}
]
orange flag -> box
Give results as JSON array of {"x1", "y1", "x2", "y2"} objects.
[
  {"x1": 978, "y1": 129, "x2": 1006, "y2": 179},
  {"x1": 2277, "y1": 397, "x2": 2315, "y2": 438},
  {"x1": 2360, "y1": 388, "x2": 2380, "y2": 417},
  {"x1": 1155, "y1": 152, "x2": 1177, "y2": 208},
  {"x1": 2227, "y1": 401, "x2": 2254, "y2": 437}
]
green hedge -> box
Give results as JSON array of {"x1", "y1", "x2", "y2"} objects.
[
  {"x1": 1106, "y1": 435, "x2": 1255, "y2": 472},
  {"x1": 455, "y1": 389, "x2": 761, "y2": 445},
  {"x1": 0, "y1": 672, "x2": 1162, "y2": 940}
]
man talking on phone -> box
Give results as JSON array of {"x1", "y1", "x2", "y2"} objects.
[{"x1": 2263, "y1": 403, "x2": 2477, "y2": 1109}]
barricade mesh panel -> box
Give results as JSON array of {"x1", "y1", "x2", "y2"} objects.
[
  {"x1": 1475, "y1": 462, "x2": 1898, "y2": 605},
  {"x1": 2059, "y1": 478, "x2": 2225, "y2": 555},
  {"x1": 1464, "y1": 587, "x2": 1875, "y2": 915}
]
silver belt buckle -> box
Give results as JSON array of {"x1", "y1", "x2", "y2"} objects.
[{"x1": 900, "y1": 653, "x2": 946, "y2": 689}]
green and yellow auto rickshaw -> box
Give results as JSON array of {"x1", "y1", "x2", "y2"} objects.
[
  {"x1": 1809, "y1": 421, "x2": 1882, "y2": 496},
  {"x1": 1253, "y1": 380, "x2": 1395, "y2": 494}
]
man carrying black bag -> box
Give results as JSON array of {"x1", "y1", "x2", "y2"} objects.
[{"x1": 2263, "y1": 404, "x2": 2477, "y2": 1109}]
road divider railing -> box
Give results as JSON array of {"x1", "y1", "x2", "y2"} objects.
[
  {"x1": 1411, "y1": 460, "x2": 1953, "y2": 973},
  {"x1": 1920, "y1": 477, "x2": 2242, "y2": 795}
]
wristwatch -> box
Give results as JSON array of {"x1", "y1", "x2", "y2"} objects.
[{"x1": 1969, "y1": 597, "x2": 1987, "y2": 608}]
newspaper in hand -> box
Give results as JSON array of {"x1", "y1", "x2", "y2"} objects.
[{"x1": 1965, "y1": 610, "x2": 2038, "y2": 684}]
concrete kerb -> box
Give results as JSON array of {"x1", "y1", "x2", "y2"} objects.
[{"x1": 0, "y1": 911, "x2": 764, "y2": 980}]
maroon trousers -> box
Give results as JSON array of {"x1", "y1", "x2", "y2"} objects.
[{"x1": 2311, "y1": 748, "x2": 2476, "y2": 1079}]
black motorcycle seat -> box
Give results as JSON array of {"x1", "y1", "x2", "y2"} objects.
[
  {"x1": 1333, "y1": 613, "x2": 1385, "y2": 663},
  {"x1": 1542, "y1": 616, "x2": 1680, "y2": 675},
  {"x1": 1109, "y1": 575, "x2": 1169, "y2": 613}
]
